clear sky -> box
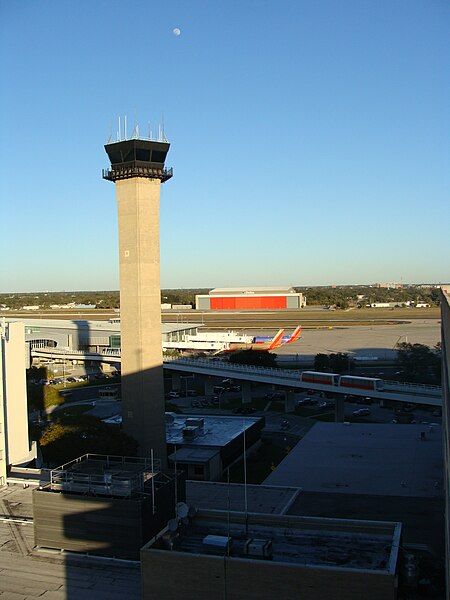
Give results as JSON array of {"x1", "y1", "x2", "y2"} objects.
[{"x1": 1, "y1": 0, "x2": 449, "y2": 292}]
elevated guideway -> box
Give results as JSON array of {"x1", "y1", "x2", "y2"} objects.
[
  {"x1": 164, "y1": 358, "x2": 442, "y2": 407},
  {"x1": 31, "y1": 349, "x2": 442, "y2": 406}
]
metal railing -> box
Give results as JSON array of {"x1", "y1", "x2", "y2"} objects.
[
  {"x1": 164, "y1": 357, "x2": 442, "y2": 397},
  {"x1": 50, "y1": 454, "x2": 161, "y2": 498}
]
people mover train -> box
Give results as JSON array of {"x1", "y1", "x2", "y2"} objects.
[{"x1": 300, "y1": 371, "x2": 384, "y2": 391}]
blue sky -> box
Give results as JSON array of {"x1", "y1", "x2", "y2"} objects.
[{"x1": 1, "y1": 0, "x2": 449, "y2": 291}]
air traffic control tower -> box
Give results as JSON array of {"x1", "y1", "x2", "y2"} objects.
[{"x1": 103, "y1": 131, "x2": 173, "y2": 466}]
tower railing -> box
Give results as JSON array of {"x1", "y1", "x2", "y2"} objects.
[{"x1": 102, "y1": 165, "x2": 173, "y2": 182}]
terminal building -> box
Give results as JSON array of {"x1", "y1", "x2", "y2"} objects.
[
  {"x1": 195, "y1": 286, "x2": 306, "y2": 311},
  {"x1": 15, "y1": 318, "x2": 201, "y2": 352}
]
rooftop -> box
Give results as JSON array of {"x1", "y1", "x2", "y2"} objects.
[
  {"x1": 165, "y1": 414, "x2": 263, "y2": 448},
  {"x1": 264, "y1": 422, "x2": 443, "y2": 498},
  {"x1": 0, "y1": 484, "x2": 140, "y2": 599},
  {"x1": 186, "y1": 481, "x2": 301, "y2": 514},
  {"x1": 210, "y1": 286, "x2": 296, "y2": 295},
  {"x1": 169, "y1": 447, "x2": 220, "y2": 464},
  {"x1": 146, "y1": 510, "x2": 401, "y2": 572},
  {"x1": 10, "y1": 318, "x2": 200, "y2": 334},
  {"x1": 48, "y1": 454, "x2": 161, "y2": 498}
]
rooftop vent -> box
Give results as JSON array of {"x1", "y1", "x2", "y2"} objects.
[
  {"x1": 185, "y1": 417, "x2": 204, "y2": 429},
  {"x1": 244, "y1": 538, "x2": 273, "y2": 559},
  {"x1": 182, "y1": 426, "x2": 199, "y2": 440}
]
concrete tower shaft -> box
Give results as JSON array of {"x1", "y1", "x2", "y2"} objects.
[{"x1": 104, "y1": 137, "x2": 172, "y2": 466}]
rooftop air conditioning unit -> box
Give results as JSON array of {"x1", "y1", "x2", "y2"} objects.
[
  {"x1": 244, "y1": 538, "x2": 273, "y2": 559},
  {"x1": 186, "y1": 417, "x2": 204, "y2": 428},
  {"x1": 182, "y1": 426, "x2": 199, "y2": 440},
  {"x1": 202, "y1": 535, "x2": 231, "y2": 555}
]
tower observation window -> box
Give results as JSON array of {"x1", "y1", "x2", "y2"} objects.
[
  {"x1": 109, "y1": 151, "x2": 122, "y2": 164},
  {"x1": 136, "y1": 149, "x2": 151, "y2": 162},
  {"x1": 151, "y1": 150, "x2": 166, "y2": 163},
  {"x1": 123, "y1": 148, "x2": 135, "y2": 163}
]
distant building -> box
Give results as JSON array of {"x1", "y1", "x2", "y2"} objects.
[
  {"x1": 374, "y1": 282, "x2": 403, "y2": 289},
  {"x1": 22, "y1": 305, "x2": 40, "y2": 310},
  {"x1": 416, "y1": 302, "x2": 431, "y2": 308},
  {"x1": 368, "y1": 302, "x2": 402, "y2": 308},
  {"x1": 0, "y1": 321, "x2": 35, "y2": 485},
  {"x1": 196, "y1": 286, "x2": 306, "y2": 310}
]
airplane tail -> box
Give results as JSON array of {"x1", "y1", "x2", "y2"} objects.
[
  {"x1": 286, "y1": 325, "x2": 302, "y2": 344},
  {"x1": 267, "y1": 328, "x2": 286, "y2": 350}
]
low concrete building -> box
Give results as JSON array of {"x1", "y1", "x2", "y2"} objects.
[
  {"x1": 33, "y1": 454, "x2": 184, "y2": 559},
  {"x1": 166, "y1": 414, "x2": 265, "y2": 481},
  {"x1": 265, "y1": 422, "x2": 443, "y2": 497},
  {"x1": 265, "y1": 422, "x2": 444, "y2": 556},
  {"x1": 141, "y1": 510, "x2": 401, "y2": 600}
]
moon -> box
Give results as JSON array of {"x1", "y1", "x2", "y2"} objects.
[{"x1": 173, "y1": 28, "x2": 181, "y2": 36}]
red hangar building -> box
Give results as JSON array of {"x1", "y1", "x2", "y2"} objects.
[{"x1": 195, "y1": 287, "x2": 306, "y2": 311}]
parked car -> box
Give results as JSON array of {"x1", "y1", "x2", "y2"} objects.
[
  {"x1": 352, "y1": 408, "x2": 371, "y2": 417},
  {"x1": 297, "y1": 397, "x2": 314, "y2": 406}
]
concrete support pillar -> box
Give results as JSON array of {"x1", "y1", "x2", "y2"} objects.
[
  {"x1": 284, "y1": 390, "x2": 296, "y2": 413},
  {"x1": 242, "y1": 381, "x2": 252, "y2": 404},
  {"x1": 172, "y1": 372, "x2": 181, "y2": 392},
  {"x1": 204, "y1": 377, "x2": 215, "y2": 397},
  {"x1": 335, "y1": 396, "x2": 345, "y2": 423}
]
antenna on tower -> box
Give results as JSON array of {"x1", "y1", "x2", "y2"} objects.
[
  {"x1": 107, "y1": 121, "x2": 113, "y2": 144},
  {"x1": 147, "y1": 121, "x2": 152, "y2": 140},
  {"x1": 161, "y1": 112, "x2": 167, "y2": 142},
  {"x1": 124, "y1": 115, "x2": 127, "y2": 140}
]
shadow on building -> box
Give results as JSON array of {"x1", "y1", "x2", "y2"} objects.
[{"x1": 31, "y1": 364, "x2": 185, "y2": 599}]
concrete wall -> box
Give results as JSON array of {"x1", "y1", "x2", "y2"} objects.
[
  {"x1": 115, "y1": 177, "x2": 167, "y2": 465},
  {"x1": 141, "y1": 548, "x2": 397, "y2": 600},
  {"x1": 440, "y1": 286, "x2": 450, "y2": 600},
  {"x1": 195, "y1": 296, "x2": 210, "y2": 310},
  {"x1": 0, "y1": 321, "x2": 31, "y2": 483},
  {"x1": 33, "y1": 471, "x2": 184, "y2": 560}
]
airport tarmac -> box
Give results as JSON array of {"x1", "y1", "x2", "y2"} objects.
[{"x1": 273, "y1": 319, "x2": 440, "y2": 360}]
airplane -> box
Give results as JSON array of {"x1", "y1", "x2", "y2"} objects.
[
  {"x1": 252, "y1": 325, "x2": 302, "y2": 347},
  {"x1": 227, "y1": 326, "x2": 302, "y2": 352}
]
